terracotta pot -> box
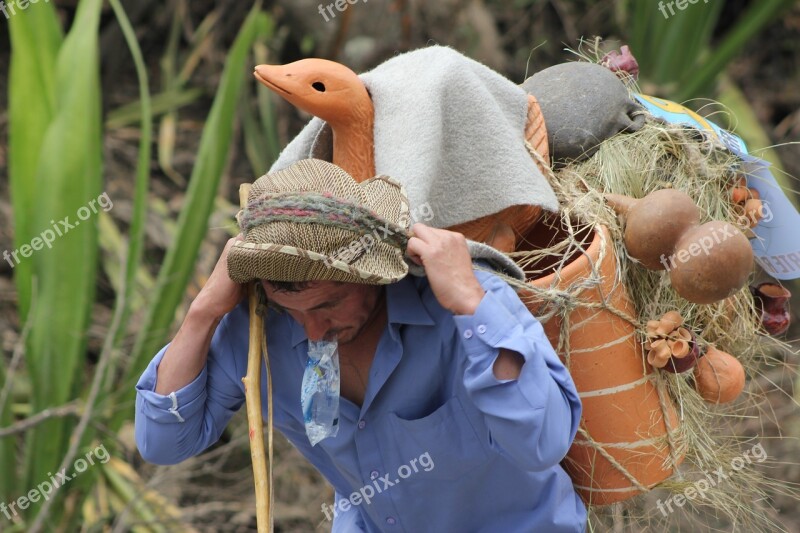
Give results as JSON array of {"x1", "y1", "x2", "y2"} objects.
[
  {"x1": 524, "y1": 224, "x2": 684, "y2": 506},
  {"x1": 751, "y1": 282, "x2": 791, "y2": 336}
]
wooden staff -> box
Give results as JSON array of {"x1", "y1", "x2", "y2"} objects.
[{"x1": 239, "y1": 183, "x2": 274, "y2": 532}]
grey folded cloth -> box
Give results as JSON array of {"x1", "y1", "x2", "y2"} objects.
[
  {"x1": 405, "y1": 240, "x2": 526, "y2": 282},
  {"x1": 270, "y1": 45, "x2": 558, "y2": 229}
]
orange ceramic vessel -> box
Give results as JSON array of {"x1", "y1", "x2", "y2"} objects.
[{"x1": 523, "y1": 224, "x2": 685, "y2": 505}]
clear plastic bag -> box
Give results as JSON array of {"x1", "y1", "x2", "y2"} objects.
[{"x1": 301, "y1": 340, "x2": 341, "y2": 446}]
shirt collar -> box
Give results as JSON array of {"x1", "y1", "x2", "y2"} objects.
[{"x1": 288, "y1": 276, "x2": 436, "y2": 348}]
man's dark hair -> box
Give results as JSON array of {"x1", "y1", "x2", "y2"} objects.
[{"x1": 265, "y1": 280, "x2": 312, "y2": 293}]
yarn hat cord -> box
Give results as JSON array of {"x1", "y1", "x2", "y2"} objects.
[{"x1": 239, "y1": 191, "x2": 410, "y2": 251}]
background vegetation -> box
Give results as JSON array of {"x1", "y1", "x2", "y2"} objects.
[{"x1": 0, "y1": 0, "x2": 798, "y2": 531}]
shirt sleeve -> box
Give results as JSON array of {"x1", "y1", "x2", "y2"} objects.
[
  {"x1": 452, "y1": 270, "x2": 582, "y2": 472},
  {"x1": 330, "y1": 490, "x2": 368, "y2": 532},
  {"x1": 134, "y1": 307, "x2": 248, "y2": 465}
]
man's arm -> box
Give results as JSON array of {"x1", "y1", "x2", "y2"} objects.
[
  {"x1": 135, "y1": 237, "x2": 248, "y2": 464},
  {"x1": 155, "y1": 237, "x2": 246, "y2": 394},
  {"x1": 407, "y1": 224, "x2": 581, "y2": 472}
]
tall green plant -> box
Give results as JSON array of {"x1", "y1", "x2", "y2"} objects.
[
  {"x1": 622, "y1": 0, "x2": 794, "y2": 100},
  {"x1": 117, "y1": 4, "x2": 272, "y2": 424},
  {"x1": 621, "y1": 0, "x2": 796, "y2": 200},
  {"x1": 12, "y1": 0, "x2": 105, "y2": 515},
  {"x1": 3, "y1": 0, "x2": 276, "y2": 527}
]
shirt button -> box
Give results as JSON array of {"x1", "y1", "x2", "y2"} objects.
[
  {"x1": 477, "y1": 324, "x2": 487, "y2": 334},
  {"x1": 463, "y1": 329, "x2": 473, "y2": 339},
  {"x1": 370, "y1": 470, "x2": 379, "y2": 480},
  {"x1": 386, "y1": 517, "x2": 396, "y2": 525},
  {"x1": 358, "y1": 420, "x2": 366, "y2": 429}
]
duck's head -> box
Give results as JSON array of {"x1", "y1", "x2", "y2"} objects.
[{"x1": 254, "y1": 58, "x2": 371, "y2": 126}]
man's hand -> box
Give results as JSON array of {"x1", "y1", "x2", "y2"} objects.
[
  {"x1": 406, "y1": 224, "x2": 485, "y2": 315},
  {"x1": 189, "y1": 236, "x2": 247, "y2": 321}
]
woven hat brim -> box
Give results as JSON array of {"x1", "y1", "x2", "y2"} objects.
[{"x1": 227, "y1": 240, "x2": 408, "y2": 285}]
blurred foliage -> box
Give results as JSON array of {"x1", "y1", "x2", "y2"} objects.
[{"x1": 2, "y1": 0, "x2": 275, "y2": 529}]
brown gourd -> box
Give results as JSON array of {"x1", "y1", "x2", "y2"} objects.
[
  {"x1": 605, "y1": 189, "x2": 754, "y2": 304},
  {"x1": 693, "y1": 346, "x2": 746, "y2": 404}
]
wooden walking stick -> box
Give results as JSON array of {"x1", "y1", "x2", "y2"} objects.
[{"x1": 239, "y1": 183, "x2": 274, "y2": 532}]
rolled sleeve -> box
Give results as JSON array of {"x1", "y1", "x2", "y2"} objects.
[
  {"x1": 452, "y1": 271, "x2": 582, "y2": 471},
  {"x1": 135, "y1": 344, "x2": 209, "y2": 424},
  {"x1": 134, "y1": 305, "x2": 249, "y2": 465}
]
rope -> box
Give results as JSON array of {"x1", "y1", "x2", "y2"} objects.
[
  {"x1": 241, "y1": 192, "x2": 409, "y2": 250},
  {"x1": 574, "y1": 427, "x2": 651, "y2": 494}
]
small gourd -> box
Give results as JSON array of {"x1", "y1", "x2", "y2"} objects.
[{"x1": 693, "y1": 346, "x2": 746, "y2": 404}]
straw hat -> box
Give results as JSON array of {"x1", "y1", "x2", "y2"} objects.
[{"x1": 227, "y1": 159, "x2": 410, "y2": 285}]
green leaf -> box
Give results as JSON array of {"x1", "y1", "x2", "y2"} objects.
[
  {"x1": 7, "y1": 0, "x2": 62, "y2": 326},
  {"x1": 118, "y1": 5, "x2": 271, "y2": 418},
  {"x1": 674, "y1": 0, "x2": 796, "y2": 101},
  {"x1": 22, "y1": 0, "x2": 105, "y2": 510},
  {"x1": 103, "y1": 0, "x2": 153, "y2": 393}
]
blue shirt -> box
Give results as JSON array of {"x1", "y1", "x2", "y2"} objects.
[{"x1": 135, "y1": 270, "x2": 586, "y2": 532}]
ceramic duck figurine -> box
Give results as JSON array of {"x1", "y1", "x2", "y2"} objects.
[{"x1": 255, "y1": 60, "x2": 375, "y2": 184}]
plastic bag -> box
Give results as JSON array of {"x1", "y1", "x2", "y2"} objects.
[{"x1": 301, "y1": 340, "x2": 341, "y2": 446}]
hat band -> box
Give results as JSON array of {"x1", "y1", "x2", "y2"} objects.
[{"x1": 240, "y1": 192, "x2": 409, "y2": 250}]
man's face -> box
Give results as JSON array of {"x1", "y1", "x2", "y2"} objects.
[{"x1": 261, "y1": 280, "x2": 383, "y2": 344}]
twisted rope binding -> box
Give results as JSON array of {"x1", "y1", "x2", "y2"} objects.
[{"x1": 241, "y1": 192, "x2": 409, "y2": 250}]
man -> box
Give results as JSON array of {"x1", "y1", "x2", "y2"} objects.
[{"x1": 135, "y1": 159, "x2": 586, "y2": 531}]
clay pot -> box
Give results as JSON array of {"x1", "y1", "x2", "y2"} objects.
[
  {"x1": 661, "y1": 329, "x2": 700, "y2": 374},
  {"x1": 731, "y1": 183, "x2": 763, "y2": 229},
  {"x1": 605, "y1": 190, "x2": 754, "y2": 304},
  {"x1": 751, "y1": 282, "x2": 792, "y2": 335},
  {"x1": 524, "y1": 225, "x2": 684, "y2": 506},
  {"x1": 693, "y1": 346, "x2": 746, "y2": 404}
]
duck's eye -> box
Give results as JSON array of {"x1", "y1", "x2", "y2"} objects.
[{"x1": 312, "y1": 82, "x2": 326, "y2": 92}]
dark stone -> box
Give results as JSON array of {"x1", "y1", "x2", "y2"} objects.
[{"x1": 521, "y1": 62, "x2": 646, "y2": 165}]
